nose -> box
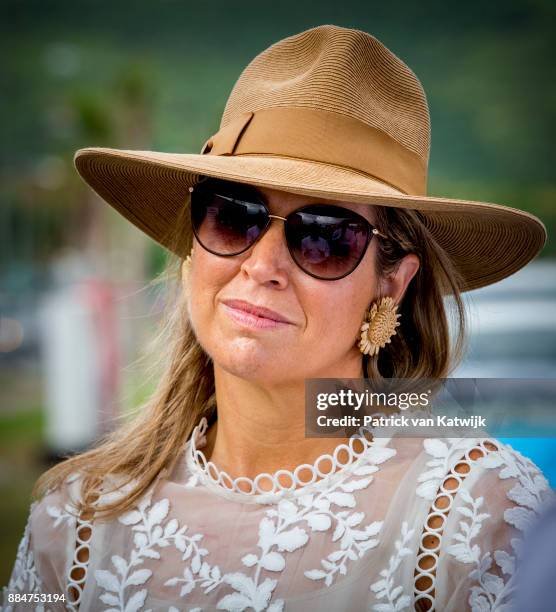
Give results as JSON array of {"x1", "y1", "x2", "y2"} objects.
[{"x1": 240, "y1": 215, "x2": 291, "y2": 287}]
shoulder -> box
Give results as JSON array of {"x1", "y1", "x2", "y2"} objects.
[
  {"x1": 3, "y1": 472, "x2": 85, "y2": 604},
  {"x1": 421, "y1": 438, "x2": 555, "y2": 611},
  {"x1": 7, "y1": 471, "x2": 142, "y2": 594},
  {"x1": 30, "y1": 471, "x2": 84, "y2": 532},
  {"x1": 414, "y1": 436, "x2": 555, "y2": 550},
  {"x1": 456, "y1": 438, "x2": 554, "y2": 533},
  {"x1": 414, "y1": 436, "x2": 553, "y2": 502},
  {"x1": 411, "y1": 437, "x2": 554, "y2": 611},
  {"x1": 23, "y1": 469, "x2": 138, "y2": 561}
]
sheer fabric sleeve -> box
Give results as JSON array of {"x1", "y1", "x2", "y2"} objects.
[
  {"x1": 432, "y1": 440, "x2": 556, "y2": 612},
  {"x1": 2, "y1": 477, "x2": 81, "y2": 611}
]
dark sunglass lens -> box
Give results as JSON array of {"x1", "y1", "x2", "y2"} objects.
[
  {"x1": 191, "y1": 187, "x2": 268, "y2": 255},
  {"x1": 285, "y1": 206, "x2": 369, "y2": 279}
]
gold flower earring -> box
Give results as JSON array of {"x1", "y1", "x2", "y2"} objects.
[{"x1": 358, "y1": 296, "x2": 401, "y2": 356}]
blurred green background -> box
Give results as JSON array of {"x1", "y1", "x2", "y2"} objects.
[{"x1": 1, "y1": 0, "x2": 555, "y2": 587}]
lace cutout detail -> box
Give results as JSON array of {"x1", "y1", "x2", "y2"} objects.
[
  {"x1": 172, "y1": 442, "x2": 393, "y2": 609},
  {"x1": 447, "y1": 443, "x2": 554, "y2": 612},
  {"x1": 65, "y1": 479, "x2": 101, "y2": 610},
  {"x1": 187, "y1": 416, "x2": 383, "y2": 501},
  {"x1": 413, "y1": 438, "x2": 500, "y2": 611},
  {"x1": 89, "y1": 433, "x2": 396, "y2": 611}
]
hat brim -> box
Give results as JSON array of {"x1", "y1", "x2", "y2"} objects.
[{"x1": 74, "y1": 147, "x2": 546, "y2": 292}]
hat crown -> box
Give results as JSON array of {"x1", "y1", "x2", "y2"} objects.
[{"x1": 221, "y1": 24, "x2": 431, "y2": 167}]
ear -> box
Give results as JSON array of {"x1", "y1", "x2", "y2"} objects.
[{"x1": 380, "y1": 253, "x2": 420, "y2": 304}]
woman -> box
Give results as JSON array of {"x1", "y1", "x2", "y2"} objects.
[{"x1": 4, "y1": 24, "x2": 554, "y2": 612}]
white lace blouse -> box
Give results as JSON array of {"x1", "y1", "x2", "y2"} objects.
[{"x1": 3, "y1": 416, "x2": 555, "y2": 612}]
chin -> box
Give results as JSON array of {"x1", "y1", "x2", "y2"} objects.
[
  {"x1": 213, "y1": 340, "x2": 293, "y2": 382},
  {"x1": 218, "y1": 339, "x2": 273, "y2": 371}
]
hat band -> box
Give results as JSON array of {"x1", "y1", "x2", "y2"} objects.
[{"x1": 202, "y1": 107, "x2": 427, "y2": 196}]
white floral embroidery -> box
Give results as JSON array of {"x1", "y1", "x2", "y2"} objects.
[
  {"x1": 216, "y1": 574, "x2": 283, "y2": 612},
  {"x1": 301, "y1": 462, "x2": 386, "y2": 586},
  {"x1": 480, "y1": 444, "x2": 553, "y2": 530},
  {"x1": 183, "y1": 472, "x2": 200, "y2": 489},
  {"x1": 144, "y1": 607, "x2": 201, "y2": 612},
  {"x1": 446, "y1": 489, "x2": 492, "y2": 563},
  {"x1": 46, "y1": 503, "x2": 77, "y2": 528},
  {"x1": 187, "y1": 416, "x2": 396, "y2": 502},
  {"x1": 416, "y1": 438, "x2": 479, "y2": 500},
  {"x1": 446, "y1": 487, "x2": 516, "y2": 610},
  {"x1": 369, "y1": 521, "x2": 415, "y2": 611},
  {"x1": 13, "y1": 428, "x2": 552, "y2": 611},
  {"x1": 168, "y1": 445, "x2": 395, "y2": 611},
  {"x1": 95, "y1": 490, "x2": 208, "y2": 612},
  {"x1": 3, "y1": 503, "x2": 43, "y2": 602},
  {"x1": 446, "y1": 442, "x2": 555, "y2": 612},
  {"x1": 96, "y1": 488, "x2": 286, "y2": 612}
]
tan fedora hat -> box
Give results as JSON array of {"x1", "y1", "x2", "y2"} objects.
[{"x1": 74, "y1": 24, "x2": 546, "y2": 292}]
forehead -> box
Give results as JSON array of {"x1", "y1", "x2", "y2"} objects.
[{"x1": 246, "y1": 183, "x2": 376, "y2": 223}]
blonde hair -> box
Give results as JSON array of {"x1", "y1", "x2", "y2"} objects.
[{"x1": 33, "y1": 201, "x2": 467, "y2": 520}]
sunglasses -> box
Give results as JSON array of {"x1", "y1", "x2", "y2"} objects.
[{"x1": 188, "y1": 178, "x2": 388, "y2": 280}]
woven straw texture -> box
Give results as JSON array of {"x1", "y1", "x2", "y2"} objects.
[
  {"x1": 221, "y1": 25, "x2": 430, "y2": 163},
  {"x1": 73, "y1": 24, "x2": 546, "y2": 292}
]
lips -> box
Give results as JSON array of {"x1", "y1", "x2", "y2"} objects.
[{"x1": 221, "y1": 299, "x2": 293, "y2": 324}]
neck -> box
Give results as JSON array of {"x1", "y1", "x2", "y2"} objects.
[{"x1": 202, "y1": 358, "x2": 366, "y2": 482}]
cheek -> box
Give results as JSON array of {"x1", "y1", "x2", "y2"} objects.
[
  {"x1": 189, "y1": 256, "x2": 235, "y2": 318},
  {"x1": 304, "y1": 279, "x2": 374, "y2": 343},
  {"x1": 331, "y1": 264, "x2": 378, "y2": 334}
]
